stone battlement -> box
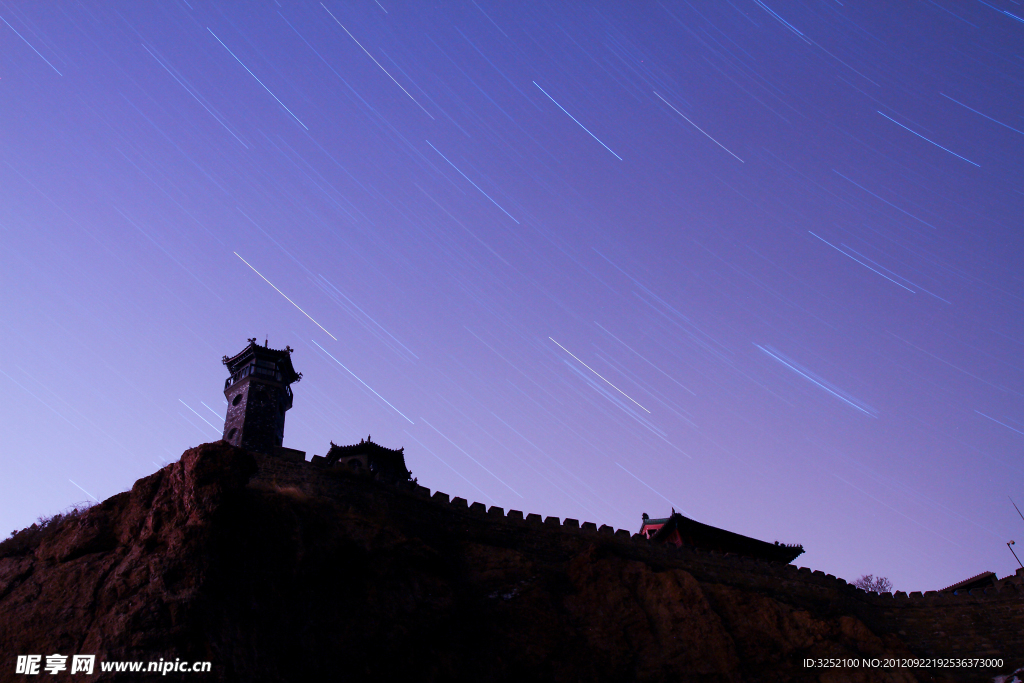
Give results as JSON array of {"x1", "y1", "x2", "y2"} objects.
[
  {"x1": 254, "y1": 450, "x2": 1022, "y2": 606},
  {"x1": 7, "y1": 440, "x2": 1016, "y2": 682},
  {"x1": 425, "y1": 486, "x2": 1021, "y2": 602},
  {"x1": 246, "y1": 448, "x2": 1023, "y2": 674}
]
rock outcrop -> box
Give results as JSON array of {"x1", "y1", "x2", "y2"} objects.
[{"x1": 0, "y1": 442, "x2": 1020, "y2": 682}]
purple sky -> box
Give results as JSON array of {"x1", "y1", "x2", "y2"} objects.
[{"x1": 2, "y1": 1, "x2": 1022, "y2": 592}]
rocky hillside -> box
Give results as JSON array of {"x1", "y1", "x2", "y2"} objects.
[{"x1": 0, "y1": 442, "x2": 1020, "y2": 682}]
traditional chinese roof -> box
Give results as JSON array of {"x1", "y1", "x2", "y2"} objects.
[
  {"x1": 641, "y1": 511, "x2": 804, "y2": 564},
  {"x1": 643, "y1": 516, "x2": 671, "y2": 527},
  {"x1": 323, "y1": 436, "x2": 411, "y2": 483},
  {"x1": 938, "y1": 571, "x2": 996, "y2": 593},
  {"x1": 324, "y1": 436, "x2": 405, "y2": 464},
  {"x1": 222, "y1": 338, "x2": 301, "y2": 384}
]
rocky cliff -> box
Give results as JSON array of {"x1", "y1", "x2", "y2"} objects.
[{"x1": 1, "y1": 442, "x2": 1020, "y2": 682}]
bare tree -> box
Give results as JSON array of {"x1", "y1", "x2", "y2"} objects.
[{"x1": 853, "y1": 574, "x2": 893, "y2": 593}]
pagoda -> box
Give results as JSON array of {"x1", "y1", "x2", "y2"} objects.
[{"x1": 221, "y1": 338, "x2": 303, "y2": 459}]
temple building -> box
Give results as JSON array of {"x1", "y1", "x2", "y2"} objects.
[
  {"x1": 938, "y1": 568, "x2": 1024, "y2": 594},
  {"x1": 640, "y1": 510, "x2": 804, "y2": 564},
  {"x1": 311, "y1": 436, "x2": 412, "y2": 485},
  {"x1": 938, "y1": 571, "x2": 998, "y2": 594},
  {"x1": 222, "y1": 338, "x2": 305, "y2": 460}
]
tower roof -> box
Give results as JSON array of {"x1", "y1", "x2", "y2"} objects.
[
  {"x1": 222, "y1": 338, "x2": 301, "y2": 384},
  {"x1": 322, "y1": 436, "x2": 411, "y2": 484},
  {"x1": 641, "y1": 511, "x2": 804, "y2": 564},
  {"x1": 938, "y1": 571, "x2": 996, "y2": 593},
  {"x1": 324, "y1": 436, "x2": 405, "y2": 465}
]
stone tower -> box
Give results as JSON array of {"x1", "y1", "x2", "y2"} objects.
[{"x1": 222, "y1": 338, "x2": 302, "y2": 456}]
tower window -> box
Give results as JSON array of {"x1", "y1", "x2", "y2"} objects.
[
  {"x1": 227, "y1": 428, "x2": 237, "y2": 440},
  {"x1": 232, "y1": 393, "x2": 243, "y2": 406}
]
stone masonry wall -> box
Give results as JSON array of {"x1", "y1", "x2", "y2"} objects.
[{"x1": 250, "y1": 451, "x2": 1024, "y2": 679}]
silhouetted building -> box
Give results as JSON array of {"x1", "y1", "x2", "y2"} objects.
[
  {"x1": 640, "y1": 511, "x2": 804, "y2": 564},
  {"x1": 312, "y1": 435, "x2": 411, "y2": 484},
  {"x1": 222, "y1": 338, "x2": 304, "y2": 459},
  {"x1": 939, "y1": 571, "x2": 997, "y2": 594}
]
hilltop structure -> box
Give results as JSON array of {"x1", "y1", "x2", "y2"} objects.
[
  {"x1": 640, "y1": 511, "x2": 804, "y2": 564},
  {"x1": 2, "y1": 441, "x2": 1021, "y2": 682},
  {"x1": 0, "y1": 341, "x2": 1021, "y2": 680},
  {"x1": 939, "y1": 570, "x2": 999, "y2": 594},
  {"x1": 222, "y1": 338, "x2": 304, "y2": 460},
  {"x1": 311, "y1": 436, "x2": 412, "y2": 485},
  {"x1": 222, "y1": 339, "x2": 408, "y2": 480}
]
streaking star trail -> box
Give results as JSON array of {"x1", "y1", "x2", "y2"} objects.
[{"x1": 1, "y1": 0, "x2": 1021, "y2": 596}]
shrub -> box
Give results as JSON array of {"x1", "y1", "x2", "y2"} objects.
[
  {"x1": 853, "y1": 574, "x2": 893, "y2": 593},
  {"x1": 0, "y1": 501, "x2": 96, "y2": 559}
]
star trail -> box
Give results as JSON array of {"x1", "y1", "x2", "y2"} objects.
[{"x1": 1, "y1": 1, "x2": 1022, "y2": 592}]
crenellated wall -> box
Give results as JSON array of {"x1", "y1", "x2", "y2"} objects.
[{"x1": 249, "y1": 452, "x2": 1023, "y2": 678}]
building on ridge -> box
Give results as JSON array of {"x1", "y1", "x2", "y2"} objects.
[
  {"x1": 311, "y1": 435, "x2": 412, "y2": 485},
  {"x1": 640, "y1": 510, "x2": 804, "y2": 564},
  {"x1": 222, "y1": 338, "x2": 305, "y2": 460},
  {"x1": 937, "y1": 567, "x2": 1024, "y2": 594},
  {"x1": 938, "y1": 571, "x2": 997, "y2": 594}
]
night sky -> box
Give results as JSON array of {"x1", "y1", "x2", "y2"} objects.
[{"x1": 2, "y1": 0, "x2": 1022, "y2": 593}]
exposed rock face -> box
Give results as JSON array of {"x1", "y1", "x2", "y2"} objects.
[
  {"x1": 0, "y1": 441, "x2": 257, "y2": 677},
  {"x1": 0, "y1": 442, "x2": 1019, "y2": 682}
]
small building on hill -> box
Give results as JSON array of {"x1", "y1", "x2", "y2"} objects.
[
  {"x1": 312, "y1": 436, "x2": 412, "y2": 485},
  {"x1": 640, "y1": 511, "x2": 804, "y2": 564},
  {"x1": 938, "y1": 571, "x2": 997, "y2": 594},
  {"x1": 936, "y1": 568, "x2": 1024, "y2": 594}
]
